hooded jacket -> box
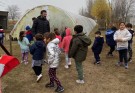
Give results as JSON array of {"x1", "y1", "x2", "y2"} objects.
[
  {"x1": 69, "y1": 33, "x2": 91, "y2": 62},
  {"x1": 114, "y1": 29, "x2": 131, "y2": 50},
  {"x1": 105, "y1": 29, "x2": 116, "y2": 46},
  {"x1": 62, "y1": 28, "x2": 72, "y2": 53},
  {"x1": 30, "y1": 41, "x2": 46, "y2": 60},
  {"x1": 32, "y1": 16, "x2": 50, "y2": 36},
  {"x1": 92, "y1": 36, "x2": 104, "y2": 54},
  {"x1": 47, "y1": 38, "x2": 61, "y2": 68}
]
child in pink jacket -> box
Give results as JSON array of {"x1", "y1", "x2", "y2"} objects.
[{"x1": 62, "y1": 28, "x2": 72, "y2": 69}]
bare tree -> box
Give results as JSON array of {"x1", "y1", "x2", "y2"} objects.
[
  {"x1": 6, "y1": 5, "x2": 21, "y2": 20},
  {"x1": 112, "y1": 0, "x2": 135, "y2": 22},
  {"x1": 79, "y1": 0, "x2": 94, "y2": 18}
]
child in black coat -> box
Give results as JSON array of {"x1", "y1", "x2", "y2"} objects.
[{"x1": 92, "y1": 31, "x2": 104, "y2": 64}]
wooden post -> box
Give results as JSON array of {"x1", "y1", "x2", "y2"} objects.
[{"x1": 9, "y1": 35, "x2": 12, "y2": 55}]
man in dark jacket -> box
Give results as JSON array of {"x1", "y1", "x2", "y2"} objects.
[
  {"x1": 32, "y1": 10, "x2": 50, "y2": 36},
  {"x1": 69, "y1": 25, "x2": 91, "y2": 84}
]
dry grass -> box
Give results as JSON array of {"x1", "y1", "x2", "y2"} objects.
[{"x1": 0, "y1": 28, "x2": 135, "y2": 93}]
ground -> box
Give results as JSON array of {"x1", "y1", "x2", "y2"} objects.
[{"x1": 0, "y1": 27, "x2": 135, "y2": 93}]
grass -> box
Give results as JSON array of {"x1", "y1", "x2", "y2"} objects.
[{"x1": 0, "y1": 27, "x2": 135, "y2": 93}]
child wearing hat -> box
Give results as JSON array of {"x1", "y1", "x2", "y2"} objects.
[{"x1": 25, "y1": 26, "x2": 33, "y2": 43}]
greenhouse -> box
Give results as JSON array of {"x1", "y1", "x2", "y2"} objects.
[{"x1": 10, "y1": 5, "x2": 96, "y2": 38}]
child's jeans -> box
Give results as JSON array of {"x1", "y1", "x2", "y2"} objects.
[
  {"x1": 65, "y1": 53, "x2": 71, "y2": 65},
  {"x1": 94, "y1": 53, "x2": 100, "y2": 62},
  {"x1": 0, "y1": 38, "x2": 3, "y2": 44},
  {"x1": 128, "y1": 43, "x2": 132, "y2": 60},
  {"x1": 118, "y1": 49, "x2": 128, "y2": 65},
  {"x1": 22, "y1": 52, "x2": 29, "y2": 62},
  {"x1": 108, "y1": 46, "x2": 115, "y2": 54},
  {"x1": 49, "y1": 68, "x2": 62, "y2": 87}
]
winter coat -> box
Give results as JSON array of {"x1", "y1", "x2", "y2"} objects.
[
  {"x1": 105, "y1": 29, "x2": 116, "y2": 46},
  {"x1": 0, "y1": 29, "x2": 4, "y2": 39},
  {"x1": 18, "y1": 37, "x2": 30, "y2": 53},
  {"x1": 92, "y1": 36, "x2": 104, "y2": 54},
  {"x1": 69, "y1": 33, "x2": 91, "y2": 62},
  {"x1": 62, "y1": 28, "x2": 72, "y2": 53},
  {"x1": 30, "y1": 41, "x2": 46, "y2": 60},
  {"x1": 114, "y1": 29, "x2": 131, "y2": 50},
  {"x1": 47, "y1": 38, "x2": 61, "y2": 68},
  {"x1": 56, "y1": 35, "x2": 62, "y2": 48},
  {"x1": 26, "y1": 30, "x2": 33, "y2": 42},
  {"x1": 32, "y1": 16, "x2": 50, "y2": 36},
  {"x1": 128, "y1": 29, "x2": 134, "y2": 43}
]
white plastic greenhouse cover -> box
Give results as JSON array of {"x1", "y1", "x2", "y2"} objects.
[{"x1": 10, "y1": 5, "x2": 96, "y2": 38}]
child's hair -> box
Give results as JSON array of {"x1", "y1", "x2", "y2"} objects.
[
  {"x1": 19, "y1": 31, "x2": 25, "y2": 41},
  {"x1": 119, "y1": 22, "x2": 126, "y2": 26},
  {"x1": 74, "y1": 25, "x2": 83, "y2": 33},
  {"x1": 54, "y1": 28, "x2": 60, "y2": 35},
  {"x1": 95, "y1": 31, "x2": 101, "y2": 35},
  {"x1": 126, "y1": 23, "x2": 132, "y2": 28},
  {"x1": 35, "y1": 33, "x2": 44, "y2": 41},
  {"x1": 44, "y1": 32, "x2": 56, "y2": 41},
  {"x1": 111, "y1": 26, "x2": 117, "y2": 31}
]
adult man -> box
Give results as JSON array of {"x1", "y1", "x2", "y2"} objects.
[{"x1": 32, "y1": 10, "x2": 50, "y2": 36}]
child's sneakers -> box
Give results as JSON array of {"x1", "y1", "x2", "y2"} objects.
[
  {"x1": 76, "y1": 80, "x2": 85, "y2": 84},
  {"x1": 125, "y1": 64, "x2": 128, "y2": 69},
  {"x1": 36, "y1": 74, "x2": 42, "y2": 82},
  {"x1": 64, "y1": 65, "x2": 69, "y2": 69},
  {"x1": 55, "y1": 86, "x2": 64, "y2": 93},
  {"x1": 45, "y1": 83, "x2": 55, "y2": 88},
  {"x1": 68, "y1": 62, "x2": 72, "y2": 66}
]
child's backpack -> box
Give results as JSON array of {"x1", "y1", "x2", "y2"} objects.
[{"x1": 0, "y1": 33, "x2": 3, "y2": 39}]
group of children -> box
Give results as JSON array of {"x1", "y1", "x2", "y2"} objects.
[
  {"x1": 18, "y1": 25, "x2": 91, "y2": 92},
  {"x1": 92, "y1": 22, "x2": 134, "y2": 69},
  {"x1": 17, "y1": 22, "x2": 134, "y2": 92}
]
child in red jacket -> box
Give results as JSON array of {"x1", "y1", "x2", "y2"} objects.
[{"x1": 62, "y1": 28, "x2": 72, "y2": 69}]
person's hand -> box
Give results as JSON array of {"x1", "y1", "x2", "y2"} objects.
[{"x1": 116, "y1": 39, "x2": 123, "y2": 42}]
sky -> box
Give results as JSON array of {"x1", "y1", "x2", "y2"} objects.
[{"x1": 0, "y1": 0, "x2": 87, "y2": 15}]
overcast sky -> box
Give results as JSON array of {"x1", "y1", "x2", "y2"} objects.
[{"x1": 0, "y1": 0, "x2": 87, "y2": 14}]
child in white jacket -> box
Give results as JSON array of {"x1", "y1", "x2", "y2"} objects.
[
  {"x1": 114, "y1": 22, "x2": 131, "y2": 69},
  {"x1": 44, "y1": 32, "x2": 64, "y2": 93}
]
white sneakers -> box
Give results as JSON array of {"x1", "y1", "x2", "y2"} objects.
[
  {"x1": 37, "y1": 74, "x2": 42, "y2": 82},
  {"x1": 64, "y1": 65, "x2": 69, "y2": 69},
  {"x1": 76, "y1": 80, "x2": 85, "y2": 84}
]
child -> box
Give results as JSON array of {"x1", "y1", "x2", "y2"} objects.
[
  {"x1": 62, "y1": 28, "x2": 72, "y2": 69},
  {"x1": 114, "y1": 22, "x2": 131, "y2": 69},
  {"x1": 126, "y1": 23, "x2": 134, "y2": 62},
  {"x1": 54, "y1": 28, "x2": 62, "y2": 49},
  {"x1": 25, "y1": 26, "x2": 33, "y2": 43},
  {"x1": 0, "y1": 26, "x2": 4, "y2": 44},
  {"x1": 106, "y1": 26, "x2": 117, "y2": 56},
  {"x1": 18, "y1": 31, "x2": 30, "y2": 64},
  {"x1": 44, "y1": 32, "x2": 64, "y2": 93},
  {"x1": 30, "y1": 34, "x2": 45, "y2": 82},
  {"x1": 92, "y1": 31, "x2": 104, "y2": 64},
  {"x1": 69, "y1": 25, "x2": 91, "y2": 84}
]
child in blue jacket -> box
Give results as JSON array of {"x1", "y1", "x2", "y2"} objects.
[
  {"x1": 105, "y1": 26, "x2": 117, "y2": 56},
  {"x1": 30, "y1": 33, "x2": 46, "y2": 82},
  {"x1": 92, "y1": 31, "x2": 104, "y2": 64}
]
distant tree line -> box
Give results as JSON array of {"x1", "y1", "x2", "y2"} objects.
[{"x1": 80, "y1": 0, "x2": 135, "y2": 28}]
